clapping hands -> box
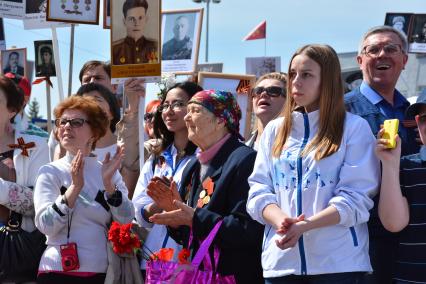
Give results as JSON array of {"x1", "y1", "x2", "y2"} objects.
[{"x1": 147, "y1": 176, "x2": 182, "y2": 212}]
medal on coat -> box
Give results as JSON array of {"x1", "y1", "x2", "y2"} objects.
[{"x1": 197, "y1": 177, "x2": 214, "y2": 208}]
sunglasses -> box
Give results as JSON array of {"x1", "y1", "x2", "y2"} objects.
[
  {"x1": 252, "y1": 86, "x2": 286, "y2": 98},
  {"x1": 144, "y1": 112, "x2": 155, "y2": 122},
  {"x1": 55, "y1": 118, "x2": 90, "y2": 128}
]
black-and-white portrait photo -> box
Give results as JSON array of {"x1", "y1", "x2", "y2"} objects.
[
  {"x1": 111, "y1": 0, "x2": 159, "y2": 65},
  {"x1": 26, "y1": 0, "x2": 46, "y2": 14},
  {"x1": 162, "y1": 13, "x2": 195, "y2": 60},
  {"x1": 1, "y1": 48, "x2": 26, "y2": 76},
  {"x1": 408, "y1": 14, "x2": 426, "y2": 53},
  {"x1": 46, "y1": 0, "x2": 100, "y2": 25},
  {"x1": 161, "y1": 8, "x2": 203, "y2": 73},
  {"x1": 246, "y1": 56, "x2": 281, "y2": 78},
  {"x1": 384, "y1": 13, "x2": 412, "y2": 38},
  {"x1": 34, "y1": 40, "x2": 56, "y2": 77}
]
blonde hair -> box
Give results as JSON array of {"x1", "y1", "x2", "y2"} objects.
[{"x1": 272, "y1": 44, "x2": 346, "y2": 160}]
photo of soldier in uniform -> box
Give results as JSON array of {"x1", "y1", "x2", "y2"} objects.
[
  {"x1": 1, "y1": 48, "x2": 26, "y2": 77},
  {"x1": 34, "y1": 40, "x2": 56, "y2": 77},
  {"x1": 410, "y1": 15, "x2": 426, "y2": 43},
  {"x1": 112, "y1": 0, "x2": 159, "y2": 65},
  {"x1": 384, "y1": 13, "x2": 412, "y2": 38},
  {"x1": 162, "y1": 14, "x2": 194, "y2": 60},
  {"x1": 408, "y1": 14, "x2": 426, "y2": 53},
  {"x1": 161, "y1": 8, "x2": 203, "y2": 74}
]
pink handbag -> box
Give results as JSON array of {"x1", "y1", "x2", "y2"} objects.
[{"x1": 145, "y1": 220, "x2": 236, "y2": 284}]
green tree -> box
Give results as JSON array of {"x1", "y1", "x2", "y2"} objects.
[{"x1": 27, "y1": 98, "x2": 42, "y2": 120}]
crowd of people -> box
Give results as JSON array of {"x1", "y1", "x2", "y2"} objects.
[{"x1": 0, "y1": 24, "x2": 425, "y2": 284}]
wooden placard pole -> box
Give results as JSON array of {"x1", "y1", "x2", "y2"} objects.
[
  {"x1": 51, "y1": 27, "x2": 64, "y2": 102},
  {"x1": 46, "y1": 81, "x2": 52, "y2": 133},
  {"x1": 67, "y1": 24, "x2": 75, "y2": 97}
]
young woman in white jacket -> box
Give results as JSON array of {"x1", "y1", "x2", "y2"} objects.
[{"x1": 246, "y1": 44, "x2": 380, "y2": 283}]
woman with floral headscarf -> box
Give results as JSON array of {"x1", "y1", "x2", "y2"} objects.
[{"x1": 148, "y1": 90, "x2": 264, "y2": 283}]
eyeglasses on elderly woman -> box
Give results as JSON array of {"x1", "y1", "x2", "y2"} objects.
[{"x1": 54, "y1": 118, "x2": 90, "y2": 128}]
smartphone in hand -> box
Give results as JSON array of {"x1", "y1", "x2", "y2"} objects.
[{"x1": 383, "y1": 119, "x2": 399, "y2": 149}]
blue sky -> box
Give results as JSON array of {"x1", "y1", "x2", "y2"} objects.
[{"x1": 3, "y1": 0, "x2": 426, "y2": 118}]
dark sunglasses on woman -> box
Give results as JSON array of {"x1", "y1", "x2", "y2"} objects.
[
  {"x1": 252, "y1": 86, "x2": 286, "y2": 98},
  {"x1": 144, "y1": 112, "x2": 155, "y2": 122}
]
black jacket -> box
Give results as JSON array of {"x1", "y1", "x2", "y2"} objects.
[{"x1": 169, "y1": 135, "x2": 264, "y2": 283}]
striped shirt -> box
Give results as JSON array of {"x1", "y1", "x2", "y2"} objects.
[{"x1": 395, "y1": 153, "x2": 426, "y2": 283}]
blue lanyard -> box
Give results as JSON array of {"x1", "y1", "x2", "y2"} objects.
[
  {"x1": 160, "y1": 145, "x2": 186, "y2": 248},
  {"x1": 161, "y1": 145, "x2": 185, "y2": 177}
]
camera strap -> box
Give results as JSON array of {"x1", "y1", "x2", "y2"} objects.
[{"x1": 67, "y1": 212, "x2": 73, "y2": 244}]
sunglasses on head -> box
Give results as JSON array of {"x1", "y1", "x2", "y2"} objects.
[
  {"x1": 55, "y1": 118, "x2": 89, "y2": 128},
  {"x1": 144, "y1": 112, "x2": 155, "y2": 122},
  {"x1": 252, "y1": 86, "x2": 286, "y2": 98}
]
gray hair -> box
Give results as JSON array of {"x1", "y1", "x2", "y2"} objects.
[{"x1": 357, "y1": 25, "x2": 408, "y2": 55}]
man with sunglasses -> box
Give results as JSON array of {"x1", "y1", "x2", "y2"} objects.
[
  {"x1": 344, "y1": 26, "x2": 419, "y2": 284},
  {"x1": 375, "y1": 92, "x2": 426, "y2": 284},
  {"x1": 246, "y1": 72, "x2": 287, "y2": 150}
]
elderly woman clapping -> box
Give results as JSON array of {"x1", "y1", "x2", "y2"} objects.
[
  {"x1": 34, "y1": 96, "x2": 134, "y2": 284},
  {"x1": 148, "y1": 90, "x2": 264, "y2": 283}
]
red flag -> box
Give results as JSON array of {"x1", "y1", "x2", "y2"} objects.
[{"x1": 243, "y1": 20, "x2": 266, "y2": 41}]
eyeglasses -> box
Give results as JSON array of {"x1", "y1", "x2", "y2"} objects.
[
  {"x1": 144, "y1": 112, "x2": 155, "y2": 122},
  {"x1": 362, "y1": 43, "x2": 403, "y2": 57},
  {"x1": 252, "y1": 86, "x2": 286, "y2": 98},
  {"x1": 157, "y1": 101, "x2": 187, "y2": 112},
  {"x1": 55, "y1": 118, "x2": 90, "y2": 128}
]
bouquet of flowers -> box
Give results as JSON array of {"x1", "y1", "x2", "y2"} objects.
[
  {"x1": 105, "y1": 222, "x2": 147, "y2": 284},
  {"x1": 108, "y1": 222, "x2": 141, "y2": 255}
]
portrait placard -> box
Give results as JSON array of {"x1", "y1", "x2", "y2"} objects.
[
  {"x1": 34, "y1": 40, "x2": 56, "y2": 77},
  {"x1": 0, "y1": 48, "x2": 27, "y2": 77},
  {"x1": 408, "y1": 14, "x2": 426, "y2": 53},
  {"x1": 103, "y1": 0, "x2": 110, "y2": 29},
  {"x1": 246, "y1": 56, "x2": 281, "y2": 79},
  {"x1": 161, "y1": 8, "x2": 203, "y2": 74},
  {"x1": 197, "y1": 72, "x2": 256, "y2": 139},
  {"x1": 111, "y1": 0, "x2": 161, "y2": 83},
  {"x1": 0, "y1": 0, "x2": 25, "y2": 19},
  {"x1": 196, "y1": 62, "x2": 223, "y2": 73},
  {"x1": 384, "y1": 13, "x2": 413, "y2": 38},
  {"x1": 46, "y1": 0, "x2": 100, "y2": 25},
  {"x1": 24, "y1": 0, "x2": 69, "y2": 30}
]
